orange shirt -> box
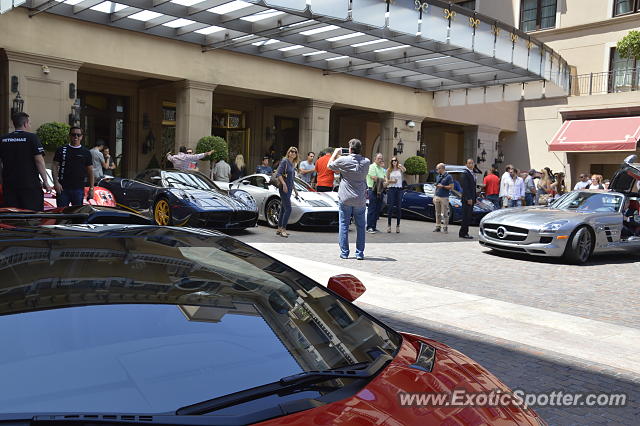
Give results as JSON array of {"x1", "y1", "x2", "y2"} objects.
[
  {"x1": 483, "y1": 173, "x2": 499, "y2": 195},
  {"x1": 315, "y1": 154, "x2": 334, "y2": 187}
]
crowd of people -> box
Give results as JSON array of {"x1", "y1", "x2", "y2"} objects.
[
  {"x1": 1, "y1": 111, "x2": 621, "y2": 260},
  {"x1": 481, "y1": 164, "x2": 609, "y2": 210}
]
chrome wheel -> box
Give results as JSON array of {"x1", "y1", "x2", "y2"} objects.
[
  {"x1": 564, "y1": 226, "x2": 592, "y2": 264},
  {"x1": 154, "y1": 199, "x2": 171, "y2": 226},
  {"x1": 265, "y1": 198, "x2": 281, "y2": 228},
  {"x1": 576, "y1": 228, "x2": 592, "y2": 263}
]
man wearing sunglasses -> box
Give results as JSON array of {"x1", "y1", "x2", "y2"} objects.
[
  {"x1": 0, "y1": 112, "x2": 52, "y2": 211},
  {"x1": 52, "y1": 127, "x2": 94, "y2": 207}
]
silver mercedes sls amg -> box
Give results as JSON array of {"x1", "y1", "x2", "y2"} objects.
[
  {"x1": 479, "y1": 155, "x2": 640, "y2": 264},
  {"x1": 216, "y1": 174, "x2": 339, "y2": 228}
]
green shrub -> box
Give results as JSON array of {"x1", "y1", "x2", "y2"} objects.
[
  {"x1": 617, "y1": 30, "x2": 640, "y2": 60},
  {"x1": 36, "y1": 122, "x2": 70, "y2": 152},
  {"x1": 196, "y1": 136, "x2": 228, "y2": 163},
  {"x1": 404, "y1": 156, "x2": 427, "y2": 176}
]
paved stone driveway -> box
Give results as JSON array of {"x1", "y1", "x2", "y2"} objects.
[{"x1": 233, "y1": 219, "x2": 640, "y2": 425}]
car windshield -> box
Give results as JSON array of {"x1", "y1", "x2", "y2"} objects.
[
  {"x1": 550, "y1": 191, "x2": 624, "y2": 212},
  {"x1": 0, "y1": 227, "x2": 400, "y2": 415},
  {"x1": 294, "y1": 178, "x2": 313, "y2": 192},
  {"x1": 163, "y1": 171, "x2": 219, "y2": 191}
]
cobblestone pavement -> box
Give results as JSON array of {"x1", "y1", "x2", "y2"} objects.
[
  {"x1": 233, "y1": 219, "x2": 640, "y2": 329},
  {"x1": 232, "y1": 219, "x2": 640, "y2": 425}
]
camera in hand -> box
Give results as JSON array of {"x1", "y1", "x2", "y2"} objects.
[{"x1": 341, "y1": 148, "x2": 350, "y2": 155}]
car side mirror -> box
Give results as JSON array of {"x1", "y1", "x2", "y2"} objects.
[{"x1": 328, "y1": 274, "x2": 366, "y2": 302}]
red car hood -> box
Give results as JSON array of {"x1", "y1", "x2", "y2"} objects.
[{"x1": 257, "y1": 333, "x2": 544, "y2": 425}]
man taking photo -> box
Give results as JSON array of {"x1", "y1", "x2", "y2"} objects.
[{"x1": 328, "y1": 139, "x2": 370, "y2": 260}]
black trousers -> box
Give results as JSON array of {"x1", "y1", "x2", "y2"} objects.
[
  {"x1": 2, "y1": 186, "x2": 44, "y2": 211},
  {"x1": 459, "y1": 201, "x2": 473, "y2": 237},
  {"x1": 317, "y1": 186, "x2": 333, "y2": 192}
]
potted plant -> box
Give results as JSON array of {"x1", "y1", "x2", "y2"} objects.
[
  {"x1": 36, "y1": 122, "x2": 70, "y2": 152},
  {"x1": 404, "y1": 156, "x2": 427, "y2": 183},
  {"x1": 196, "y1": 136, "x2": 228, "y2": 179}
]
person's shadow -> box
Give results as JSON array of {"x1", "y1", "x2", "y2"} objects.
[{"x1": 357, "y1": 256, "x2": 396, "y2": 262}]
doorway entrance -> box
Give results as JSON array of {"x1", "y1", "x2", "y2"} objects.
[
  {"x1": 273, "y1": 116, "x2": 299, "y2": 158},
  {"x1": 79, "y1": 92, "x2": 128, "y2": 176},
  {"x1": 212, "y1": 110, "x2": 250, "y2": 163}
]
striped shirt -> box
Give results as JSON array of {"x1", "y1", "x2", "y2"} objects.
[{"x1": 166, "y1": 152, "x2": 206, "y2": 170}]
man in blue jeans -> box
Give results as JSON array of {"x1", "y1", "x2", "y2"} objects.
[
  {"x1": 328, "y1": 139, "x2": 371, "y2": 260},
  {"x1": 52, "y1": 127, "x2": 94, "y2": 207}
]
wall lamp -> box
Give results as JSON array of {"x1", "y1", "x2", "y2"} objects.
[
  {"x1": 394, "y1": 138, "x2": 404, "y2": 156},
  {"x1": 68, "y1": 98, "x2": 80, "y2": 126},
  {"x1": 406, "y1": 120, "x2": 416, "y2": 129},
  {"x1": 11, "y1": 93, "x2": 24, "y2": 116}
]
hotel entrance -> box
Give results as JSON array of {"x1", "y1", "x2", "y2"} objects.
[
  {"x1": 78, "y1": 91, "x2": 128, "y2": 176},
  {"x1": 212, "y1": 110, "x2": 250, "y2": 163}
]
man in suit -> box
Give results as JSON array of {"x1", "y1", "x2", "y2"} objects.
[{"x1": 459, "y1": 158, "x2": 477, "y2": 239}]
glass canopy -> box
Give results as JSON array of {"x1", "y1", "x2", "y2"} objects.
[{"x1": 16, "y1": 0, "x2": 570, "y2": 93}]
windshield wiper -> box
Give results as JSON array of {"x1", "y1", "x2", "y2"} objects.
[{"x1": 175, "y1": 354, "x2": 392, "y2": 416}]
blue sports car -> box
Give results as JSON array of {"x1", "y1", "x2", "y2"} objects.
[
  {"x1": 394, "y1": 183, "x2": 496, "y2": 225},
  {"x1": 99, "y1": 169, "x2": 258, "y2": 230},
  {"x1": 383, "y1": 165, "x2": 495, "y2": 225}
]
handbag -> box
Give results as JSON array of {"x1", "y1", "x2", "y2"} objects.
[{"x1": 270, "y1": 170, "x2": 282, "y2": 188}]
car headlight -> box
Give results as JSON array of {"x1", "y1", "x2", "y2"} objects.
[
  {"x1": 539, "y1": 220, "x2": 569, "y2": 233},
  {"x1": 231, "y1": 190, "x2": 256, "y2": 210}
]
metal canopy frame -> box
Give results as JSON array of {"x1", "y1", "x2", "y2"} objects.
[{"x1": 22, "y1": 0, "x2": 570, "y2": 92}]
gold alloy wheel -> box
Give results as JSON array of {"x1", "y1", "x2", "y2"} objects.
[{"x1": 154, "y1": 199, "x2": 171, "y2": 226}]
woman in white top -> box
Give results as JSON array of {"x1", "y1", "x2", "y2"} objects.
[{"x1": 385, "y1": 157, "x2": 406, "y2": 233}]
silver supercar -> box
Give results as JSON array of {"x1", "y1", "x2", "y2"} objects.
[
  {"x1": 479, "y1": 155, "x2": 640, "y2": 264},
  {"x1": 216, "y1": 174, "x2": 340, "y2": 228}
]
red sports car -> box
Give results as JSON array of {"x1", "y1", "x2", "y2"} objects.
[
  {"x1": 0, "y1": 170, "x2": 115, "y2": 210},
  {"x1": 0, "y1": 224, "x2": 545, "y2": 425}
]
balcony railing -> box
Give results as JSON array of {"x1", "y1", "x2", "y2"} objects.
[{"x1": 570, "y1": 69, "x2": 640, "y2": 96}]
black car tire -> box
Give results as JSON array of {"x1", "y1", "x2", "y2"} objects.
[
  {"x1": 153, "y1": 197, "x2": 173, "y2": 226},
  {"x1": 563, "y1": 226, "x2": 593, "y2": 264},
  {"x1": 265, "y1": 197, "x2": 281, "y2": 228}
]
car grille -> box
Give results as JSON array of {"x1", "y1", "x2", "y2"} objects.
[
  {"x1": 480, "y1": 241, "x2": 527, "y2": 252},
  {"x1": 482, "y1": 223, "x2": 529, "y2": 241},
  {"x1": 298, "y1": 212, "x2": 339, "y2": 227}
]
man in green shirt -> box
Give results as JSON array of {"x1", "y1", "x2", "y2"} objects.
[{"x1": 366, "y1": 153, "x2": 386, "y2": 233}]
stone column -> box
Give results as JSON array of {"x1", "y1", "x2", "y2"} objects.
[
  {"x1": 378, "y1": 113, "x2": 424, "y2": 163},
  {"x1": 175, "y1": 80, "x2": 216, "y2": 176},
  {"x1": 477, "y1": 125, "x2": 501, "y2": 171},
  {"x1": 4, "y1": 50, "x2": 82, "y2": 131},
  {"x1": 175, "y1": 80, "x2": 216, "y2": 151},
  {"x1": 298, "y1": 100, "x2": 333, "y2": 155}
]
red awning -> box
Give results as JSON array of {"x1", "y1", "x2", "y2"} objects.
[{"x1": 548, "y1": 116, "x2": 640, "y2": 152}]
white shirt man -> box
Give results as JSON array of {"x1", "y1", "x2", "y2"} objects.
[
  {"x1": 503, "y1": 169, "x2": 525, "y2": 207},
  {"x1": 498, "y1": 165, "x2": 513, "y2": 199},
  {"x1": 574, "y1": 174, "x2": 590, "y2": 190}
]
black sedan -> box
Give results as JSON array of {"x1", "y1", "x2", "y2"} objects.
[{"x1": 99, "y1": 169, "x2": 258, "y2": 230}]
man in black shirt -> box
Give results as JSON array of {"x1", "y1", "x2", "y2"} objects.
[
  {"x1": 0, "y1": 112, "x2": 52, "y2": 211},
  {"x1": 52, "y1": 127, "x2": 94, "y2": 207}
]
